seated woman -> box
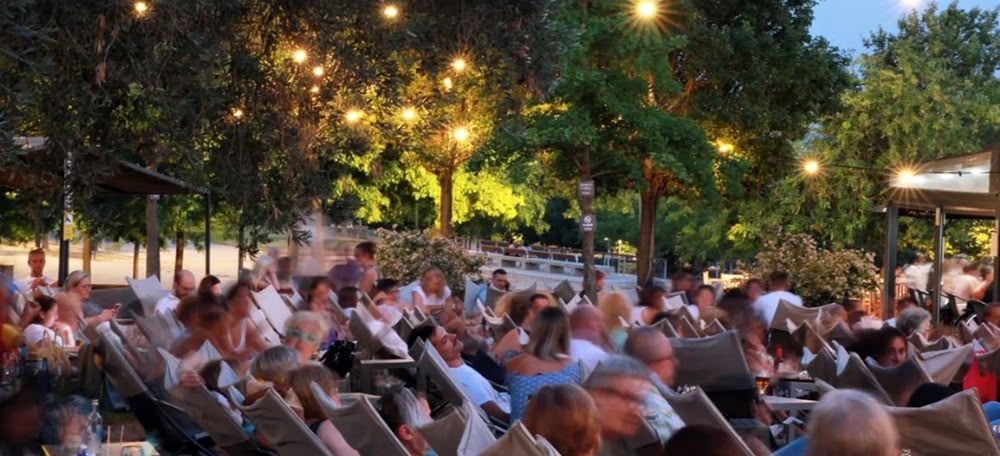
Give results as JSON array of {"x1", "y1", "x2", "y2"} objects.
[
  {"x1": 303, "y1": 278, "x2": 340, "y2": 346},
  {"x1": 169, "y1": 294, "x2": 228, "y2": 357},
  {"x1": 411, "y1": 267, "x2": 451, "y2": 315},
  {"x1": 855, "y1": 326, "x2": 907, "y2": 368},
  {"x1": 198, "y1": 359, "x2": 244, "y2": 425},
  {"x1": 505, "y1": 306, "x2": 583, "y2": 421},
  {"x1": 23, "y1": 296, "x2": 74, "y2": 348},
  {"x1": 288, "y1": 363, "x2": 359, "y2": 456},
  {"x1": 216, "y1": 283, "x2": 271, "y2": 361},
  {"x1": 55, "y1": 271, "x2": 117, "y2": 332},
  {"x1": 598, "y1": 292, "x2": 631, "y2": 351},
  {"x1": 250, "y1": 255, "x2": 280, "y2": 292},
  {"x1": 691, "y1": 284, "x2": 718, "y2": 321},
  {"x1": 524, "y1": 383, "x2": 600, "y2": 456},
  {"x1": 284, "y1": 311, "x2": 331, "y2": 363},
  {"x1": 632, "y1": 286, "x2": 667, "y2": 326},
  {"x1": 378, "y1": 387, "x2": 434, "y2": 456},
  {"x1": 244, "y1": 345, "x2": 303, "y2": 416},
  {"x1": 198, "y1": 275, "x2": 222, "y2": 297},
  {"x1": 492, "y1": 293, "x2": 552, "y2": 359}
]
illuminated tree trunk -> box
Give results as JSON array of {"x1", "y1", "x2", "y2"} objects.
[
  {"x1": 82, "y1": 232, "x2": 92, "y2": 274},
  {"x1": 175, "y1": 230, "x2": 185, "y2": 271},
  {"x1": 438, "y1": 167, "x2": 454, "y2": 238}
]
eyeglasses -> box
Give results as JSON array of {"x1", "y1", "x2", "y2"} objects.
[
  {"x1": 593, "y1": 387, "x2": 645, "y2": 405},
  {"x1": 286, "y1": 328, "x2": 322, "y2": 345}
]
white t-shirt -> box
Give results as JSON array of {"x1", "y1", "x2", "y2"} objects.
[
  {"x1": 902, "y1": 263, "x2": 932, "y2": 291},
  {"x1": 449, "y1": 363, "x2": 511, "y2": 413},
  {"x1": 15, "y1": 275, "x2": 53, "y2": 293},
  {"x1": 569, "y1": 338, "x2": 608, "y2": 372},
  {"x1": 414, "y1": 286, "x2": 452, "y2": 309},
  {"x1": 24, "y1": 324, "x2": 64, "y2": 347},
  {"x1": 948, "y1": 274, "x2": 980, "y2": 305},
  {"x1": 154, "y1": 293, "x2": 181, "y2": 315},
  {"x1": 753, "y1": 291, "x2": 803, "y2": 325}
]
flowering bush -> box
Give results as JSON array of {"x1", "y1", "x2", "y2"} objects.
[
  {"x1": 377, "y1": 229, "x2": 485, "y2": 296},
  {"x1": 748, "y1": 233, "x2": 879, "y2": 306}
]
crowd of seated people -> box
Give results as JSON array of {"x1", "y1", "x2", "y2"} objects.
[{"x1": 10, "y1": 242, "x2": 1000, "y2": 456}]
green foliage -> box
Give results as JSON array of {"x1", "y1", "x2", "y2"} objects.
[
  {"x1": 376, "y1": 228, "x2": 486, "y2": 296},
  {"x1": 748, "y1": 233, "x2": 880, "y2": 306}
]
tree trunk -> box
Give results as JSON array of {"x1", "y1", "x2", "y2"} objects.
[
  {"x1": 581, "y1": 146, "x2": 597, "y2": 304},
  {"x1": 175, "y1": 230, "x2": 185, "y2": 271},
  {"x1": 132, "y1": 241, "x2": 140, "y2": 279},
  {"x1": 145, "y1": 194, "x2": 160, "y2": 278},
  {"x1": 438, "y1": 168, "x2": 454, "y2": 238},
  {"x1": 637, "y1": 189, "x2": 658, "y2": 286},
  {"x1": 237, "y1": 223, "x2": 246, "y2": 274},
  {"x1": 32, "y1": 208, "x2": 42, "y2": 248},
  {"x1": 82, "y1": 232, "x2": 92, "y2": 274}
]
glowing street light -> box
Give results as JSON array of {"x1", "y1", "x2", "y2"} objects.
[
  {"x1": 312, "y1": 66, "x2": 324, "y2": 77},
  {"x1": 451, "y1": 58, "x2": 468, "y2": 72},
  {"x1": 292, "y1": 48, "x2": 308, "y2": 64},
  {"x1": 635, "y1": 0, "x2": 659, "y2": 20},
  {"x1": 452, "y1": 126, "x2": 470, "y2": 143},
  {"x1": 134, "y1": 1, "x2": 149, "y2": 15},
  {"x1": 344, "y1": 109, "x2": 364, "y2": 124},
  {"x1": 803, "y1": 159, "x2": 820, "y2": 175},
  {"x1": 383, "y1": 5, "x2": 400, "y2": 19},
  {"x1": 401, "y1": 107, "x2": 418, "y2": 122}
]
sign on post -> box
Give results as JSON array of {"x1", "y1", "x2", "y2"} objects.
[
  {"x1": 578, "y1": 180, "x2": 595, "y2": 198},
  {"x1": 580, "y1": 213, "x2": 596, "y2": 232}
]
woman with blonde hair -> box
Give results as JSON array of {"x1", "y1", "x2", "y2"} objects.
[
  {"x1": 524, "y1": 383, "x2": 600, "y2": 456},
  {"x1": 288, "y1": 363, "x2": 359, "y2": 456},
  {"x1": 505, "y1": 306, "x2": 583, "y2": 421},
  {"x1": 598, "y1": 292, "x2": 631, "y2": 352},
  {"x1": 55, "y1": 271, "x2": 117, "y2": 331},
  {"x1": 411, "y1": 266, "x2": 451, "y2": 315}
]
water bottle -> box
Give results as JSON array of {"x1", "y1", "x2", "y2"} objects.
[{"x1": 87, "y1": 399, "x2": 103, "y2": 455}]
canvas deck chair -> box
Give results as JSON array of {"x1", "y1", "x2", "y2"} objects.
[
  {"x1": 415, "y1": 343, "x2": 498, "y2": 429},
  {"x1": 310, "y1": 382, "x2": 408, "y2": 456},
  {"x1": 654, "y1": 383, "x2": 755, "y2": 456},
  {"x1": 806, "y1": 347, "x2": 837, "y2": 384},
  {"x1": 418, "y1": 400, "x2": 498, "y2": 456},
  {"x1": 864, "y1": 357, "x2": 932, "y2": 406},
  {"x1": 914, "y1": 344, "x2": 974, "y2": 384},
  {"x1": 973, "y1": 322, "x2": 1000, "y2": 350},
  {"x1": 889, "y1": 389, "x2": 1000, "y2": 456},
  {"x1": 126, "y1": 275, "x2": 168, "y2": 317},
  {"x1": 702, "y1": 319, "x2": 726, "y2": 337},
  {"x1": 248, "y1": 305, "x2": 281, "y2": 345},
  {"x1": 478, "y1": 421, "x2": 557, "y2": 456},
  {"x1": 135, "y1": 311, "x2": 185, "y2": 350},
  {"x1": 908, "y1": 332, "x2": 955, "y2": 353},
  {"x1": 821, "y1": 322, "x2": 854, "y2": 347},
  {"x1": 770, "y1": 301, "x2": 820, "y2": 331},
  {"x1": 463, "y1": 280, "x2": 481, "y2": 315},
  {"x1": 398, "y1": 280, "x2": 421, "y2": 307},
  {"x1": 652, "y1": 318, "x2": 678, "y2": 338},
  {"x1": 485, "y1": 286, "x2": 506, "y2": 310},
  {"x1": 553, "y1": 280, "x2": 576, "y2": 305},
  {"x1": 348, "y1": 311, "x2": 414, "y2": 393},
  {"x1": 670, "y1": 330, "x2": 753, "y2": 392},
  {"x1": 834, "y1": 352, "x2": 892, "y2": 405},
  {"x1": 676, "y1": 315, "x2": 701, "y2": 338},
  {"x1": 234, "y1": 388, "x2": 333, "y2": 456},
  {"x1": 667, "y1": 291, "x2": 688, "y2": 306},
  {"x1": 252, "y1": 285, "x2": 294, "y2": 337},
  {"x1": 664, "y1": 293, "x2": 685, "y2": 310},
  {"x1": 788, "y1": 319, "x2": 834, "y2": 357}
]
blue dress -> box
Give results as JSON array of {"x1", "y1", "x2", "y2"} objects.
[{"x1": 506, "y1": 361, "x2": 583, "y2": 421}]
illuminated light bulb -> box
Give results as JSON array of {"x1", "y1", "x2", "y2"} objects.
[
  {"x1": 451, "y1": 58, "x2": 467, "y2": 72},
  {"x1": 312, "y1": 66, "x2": 324, "y2": 77},
  {"x1": 383, "y1": 5, "x2": 399, "y2": 18},
  {"x1": 897, "y1": 168, "x2": 917, "y2": 183},
  {"x1": 292, "y1": 49, "x2": 307, "y2": 63},
  {"x1": 635, "y1": 0, "x2": 658, "y2": 20},
  {"x1": 453, "y1": 127, "x2": 470, "y2": 142},
  {"x1": 134, "y1": 1, "x2": 149, "y2": 15},
  {"x1": 803, "y1": 160, "x2": 820, "y2": 175},
  {"x1": 345, "y1": 110, "x2": 364, "y2": 124}
]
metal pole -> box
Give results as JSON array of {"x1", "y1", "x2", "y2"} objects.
[
  {"x1": 883, "y1": 204, "x2": 899, "y2": 319},
  {"x1": 932, "y1": 207, "x2": 945, "y2": 324},
  {"x1": 58, "y1": 152, "x2": 72, "y2": 284},
  {"x1": 205, "y1": 191, "x2": 211, "y2": 276}
]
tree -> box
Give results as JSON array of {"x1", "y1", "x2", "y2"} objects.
[{"x1": 732, "y1": 3, "x2": 999, "y2": 255}]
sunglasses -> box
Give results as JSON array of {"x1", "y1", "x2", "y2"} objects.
[{"x1": 286, "y1": 328, "x2": 322, "y2": 345}]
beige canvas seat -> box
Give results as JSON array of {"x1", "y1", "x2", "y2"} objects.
[
  {"x1": 976, "y1": 345, "x2": 1000, "y2": 377},
  {"x1": 652, "y1": 318, "x2": 678, "y2": 338},
  {"x1": 478, "y1": 421, "x2": 557, "y2": 456},
  {"x1": 864, "y1": 357, "x2": 932, "y2": 406},
  {"x1": 653, "y1": 383, "x2": 754, "y2": 456},
  {"x1": 820, "y1": 321, "x2": 854, "y2": 347},
  {"x1": 889, "y1": 389, "x2": 1000, "y2": 456},
  {"x1": 833, "y1": 352, "x2": 892, "y2": 405},
  {"x1": 552, "y1": 280, "x2": 576, "y2": 305},
  {"x1": 252, "y1": 285, "x2": 295, "y2": 337},
  {"x1": 908, "y1": 332, "x2": 955, "y2": 353},
  {"x1": 676, "y1": 315, "x2": 701, "y2": 338},
  {"x1": 134, "y1": 311, "x2": 184, "y2": 350},
  {"x1": 234, "y1": 388, "x2": 333, "y2": 455},
  {"x1": 769, "y1": 301, "x2": 828, "y2": 331},
  {"x1": 309, "y1": 382, "x2": 408, "y2": 456},
  {"x1": 670, "y1": 330, "x2": 752, "y2": 391},
  {"x1": 806, "y1": 347, "x2": 837, "y2": 384},
  {"x1": 126, "y1": 275, "x2": 168, "y2": 317},
  {"x1": 914, "y1": 344, "x2": 974, "y2": 384},
  {"x1": 161, "y1": 358, "x2": 252, "y2": 451},
  {"x1": 417, "y1": 401, "x2": 498, "y2": 456},
  {"x1": 787, "y1": 319, "x2": 834, "y2": 356},
  {"x1": 973, "y1": 322, "x2": 1000, "y2": 350},
  {"x1": 702, "y1": 319, "x2": 726, "y2": 337}
]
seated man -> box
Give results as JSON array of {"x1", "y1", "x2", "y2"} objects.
[
  {"x1": 15, "y1": 249, "x2": 55, "y2": 296},
  {"x1": 155, "y1": 270, "x2": 195, "y2": 315},
  {"x1": 569, "y1": 305, "x2": 611, "y2": 372},
  {"x1": 583, "y1": 356, "x2": 655, "y2": 456},
  {"x1": 408, "y1": 325, "x2": 511, "y2": 424},
  {"x1": 378, "y1": 386, "x2": 434, "y2": 456},
  {"x1": 623, "y1": 327, "x2": 685, "y2": 444}
]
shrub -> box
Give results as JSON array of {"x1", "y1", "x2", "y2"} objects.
[{"x1": 377, "y1": 229, "x2": 485, "y2": 296}]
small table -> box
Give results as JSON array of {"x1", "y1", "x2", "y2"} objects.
[{"x1": 764, "y1": 395, "x2": 817, "y2": 412}]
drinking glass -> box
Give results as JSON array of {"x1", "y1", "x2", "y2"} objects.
[{"x1": 754, "y1": 376, "x2": 770, "y2": 397}]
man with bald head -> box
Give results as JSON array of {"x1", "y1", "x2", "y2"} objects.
[
  {"x1": 569, "y1": 305, "x2": 611, "y2": 371},
  {"x1": 155, "y1": 269, "x2": 196, "y2": 315},
  {"x1": 624, "y1": 327, "x2": 685, "y2": 444}
]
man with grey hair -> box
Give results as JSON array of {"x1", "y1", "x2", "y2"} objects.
[
  {"x1": 624, "y1": 327, "x2": 685, "y2": 445},
  {"x1": 284, "y1": 310, "x2": 331, "y2": 363},
  {"x1": 155, "y1": 269, "x2": 196, "y2": 315},
  {"x1": 895, "y1": 306, "x2": 932, "y2": 338},
  {"x1": 584, "y1": 355, "x2": 656, "y2": 456},
  {"x1": 378, "y1": 387, "x2": 433, "y2": 456}
]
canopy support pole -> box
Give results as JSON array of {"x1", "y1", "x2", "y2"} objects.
[
  {"x1": 883, "y1": 204, "x2": 899, "y2": 319},
  {"x1": 204, "y1": 191, "x2": 211, "y2": 276},
  {"x1": 932, "y1": 207, "x2": 945, "y2": 324}
]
